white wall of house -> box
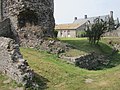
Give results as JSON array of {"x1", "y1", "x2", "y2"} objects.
[{"x1": 57, "y1": 29, "x2": 76, "y2": 38}]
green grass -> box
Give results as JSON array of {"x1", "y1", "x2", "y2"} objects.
[
  {"x1": 61, "y1": 38, "x2": 113, "y2": 55},
  {"x1": 19, "y1": 38, "x2": 120, "y2": 90},
  {"x1": 0, "y1": 37, "x2": 120, "y2": 90},
  {"x1": 20, "y1": 47, "x2": 120, "y2": 90},
  {"x1": 61, "y1": 38, "x2": 120, "y2": 68},
  {"x1": 102, "y1": 37, "x2": 120, "y2": 44},
  {"x1": 62, "y1": 40, "x2": 113, "y2": 57}
]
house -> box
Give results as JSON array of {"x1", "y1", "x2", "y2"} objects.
[
  {"x1": 55, "y1": 11, "x2": 119, "y2": 38},
  {"x1": 55, "y1": 23, "x2": 81, "y2": 38}
]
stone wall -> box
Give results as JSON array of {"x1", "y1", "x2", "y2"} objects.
[
  {"x1": 61, "y1": 53, "x2": 109, "y2": 70},
  {"x1": 104, "y1": 30, "x2": 120, "y2": 37},
  {"x1": 0, "y1": 18, "x2": 19, "y2": 42},
  {"x1": 0, "y1": 37, "x2": 33, "y2": 85},
  {"x1": 2, "y1": 0, "x2": 55, "y2": 46},
  {"x1": 0, "y1": 19, "x2": 11, "y2": 38},
  {"x1": 104, "y1": 27, "x2": 120, "y2": 37},
  {"x1": 35, "y1": 39, "x2": 71, "y2": 55}
]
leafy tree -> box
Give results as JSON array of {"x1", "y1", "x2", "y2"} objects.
[
  {"x1": 54, "y1": 30, "x2": 58, "y2": 38},
  {"x1": 85, "y1": 18, "x2": 108, "y2": 44}
]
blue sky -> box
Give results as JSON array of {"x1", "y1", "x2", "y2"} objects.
[{"x1": 54, "y1": 0, "x2": 120, "y2": 24}]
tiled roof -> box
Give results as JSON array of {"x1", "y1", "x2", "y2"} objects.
[
  {"x1": 73, "y1": 15, "x2": 109, "y2": 24},
  {"x1": 55, "y1": 15, "x2": 111, "y2": 30},
  {"x1": 55, "y1": 23, "x2": 82, "y2": 30}
]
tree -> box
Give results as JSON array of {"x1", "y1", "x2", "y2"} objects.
[{"x1": 85, "y1": 18, "x2": 108, "y2": 44}]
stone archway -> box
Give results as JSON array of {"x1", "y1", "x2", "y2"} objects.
[{"x1": 17, "y1": 9, "x2": 38, "y2": 28}]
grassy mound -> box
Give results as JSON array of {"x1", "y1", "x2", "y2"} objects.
[
  {"x1": 61, "y1": 38, "x2": 120, "y2": 68},
  {"x1": 20, "y1": 47, "x2": 120, "y2": 90},
  {"x1": 0, "y1": 37, "x2": 120, "y2": 90},
  {"x1": 61, "y1": 38, "x2": 112, "y2": 55}
]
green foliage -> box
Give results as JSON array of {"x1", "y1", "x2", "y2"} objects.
[
  {"x1": 53, "y1": 30, "x2": 58, "y2": 38},
  {"x1": 77, "y1": 31, "x2": 86, "y2": 37},
  {"x1": 85, "y1": 18, "x2": 108, "y2": 44}
]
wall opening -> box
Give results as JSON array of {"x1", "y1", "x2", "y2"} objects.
[{"x1": 17, "y1": 9, "x2": 38, "y2": 28}]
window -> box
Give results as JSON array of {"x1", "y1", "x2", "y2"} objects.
[
  {"x1": 67, "y1": 30, "x2": 71, "y2": 37},
  {"x1": 60, "y1": 31, "x2": 62, "y2": 36}
]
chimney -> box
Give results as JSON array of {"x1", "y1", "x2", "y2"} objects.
[
  {"x1": 84, "y1": 15, "x2": 87, "y2": 19},
  {"x1": 117, "y1": 18, "x2": 119, "y2": 24},
  {"x1": 74, "y1": 17, "x2": 77, "y2": 21},
  {"x1": 110, "y1": 11, "x2": 113, "y2": 18}
]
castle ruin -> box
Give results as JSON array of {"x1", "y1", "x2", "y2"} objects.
[
  {"x1": 0, "y1": 0, "x2": 55, "y2": 46},
  {"x1": 0, "y1": 0, "x2": 55, "y2": 87}
]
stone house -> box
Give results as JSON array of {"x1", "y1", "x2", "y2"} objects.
[
  {"x1": 55, "y1": 23, "x2": 82, "y2": 38},
  {"x1": 55, "y1": 11, "x2": 119, "y2": 38}
]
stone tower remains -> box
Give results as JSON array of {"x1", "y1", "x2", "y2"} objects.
[
  {"x1": 0, "y1": 0, "x2": 55, "y2": 86},
  {"x1": 0, "y1": 0, "x2": 55, "y2": 47}
]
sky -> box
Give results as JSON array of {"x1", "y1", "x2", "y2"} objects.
[{"x1": 54, "y1": 0, "x2": 120, "y2": 24}]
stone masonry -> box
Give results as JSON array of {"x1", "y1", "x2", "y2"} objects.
[
  {"x1": 0, "y1": 18, "x2": 19, "y2": 42},
  {"x1": 0, "y1": 0, "x2": 55, "y2": 86},
  {"x1": 61, "y1": 52, "x2": 110, "y2": 70},
  {"x1": 0, "y1": 37, "x2": 33, "y2": 85},
  {"x1": 0, "y1": 0, "x2": 55, "y2": 46}
]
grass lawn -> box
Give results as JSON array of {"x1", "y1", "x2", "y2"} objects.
[
  {"x1": 20, "y1": 47, "x2": 120, "y2": 90},
  {"x1": 61, "y1": 38, "x2": 113, "y2": 55},
  {"x1": 0, "y1": 37, "x2": 120, "y2": 90}
]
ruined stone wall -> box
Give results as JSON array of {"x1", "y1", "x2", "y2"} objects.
[
  {"x1": 0, "y1": 19, "x2": 11, "y2": 37},
  {"x1": 61, "y1": 53, "x2": 109, "y2": 70},
  {"x1": 0, "y1": 37, "x2": 33, "y2": 85},
  {"x1": 2, "y1": 0, "x2": 55, "y2": 46},
  {"x1": 0, "y1": 18, "x2": 19, "y2": 42}
]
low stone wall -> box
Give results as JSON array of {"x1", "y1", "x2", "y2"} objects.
[
  {"x1": 0, "y1": 37, "x2": 33, "y2": 85},
  {"x1": 104, "y1": 29, "x2": 120, "y2": 37},
  {"x1": 21, "y1": 38, "x2": 72, "y2": 55},
  {"x1": 61, "y1": 53, "x2": 109, "y2": 70}
]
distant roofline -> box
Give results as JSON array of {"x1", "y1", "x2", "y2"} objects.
[
  {"x1": 55, "y1": 23, "x2": 82, "y2": 30},
  {"x1": 75, "y1": 14, "x2": 109, "y2": 21}
]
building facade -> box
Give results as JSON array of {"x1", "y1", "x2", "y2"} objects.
[
  {"x1": 55, "y1": 24, "x2": 81, "y2": 38},
  {"x1": 55, "y1": 11, "x2": 119, "y2": 38}
]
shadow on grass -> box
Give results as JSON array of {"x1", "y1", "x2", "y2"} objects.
[
  {"x1": 61, "y1": 39, "x2": 120, "y2": 70},
  {"x1": 62, "y1": 39, "x2": 113, "y2": 54},
  {"x1": 26, "y1": 73, "x2": 49, "y2": 90},
  {"x1": 107, "y1": 52, "x2": 120, "y2": 68}
]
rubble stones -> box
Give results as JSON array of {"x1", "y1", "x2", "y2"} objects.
[
  {"x1": 36, "y1": 39, "x2": 71, "y2": 55},
  {"x1": 61, "y1": 52, "x2": 110, "y2": 70}
]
